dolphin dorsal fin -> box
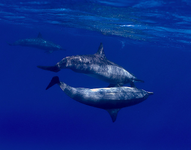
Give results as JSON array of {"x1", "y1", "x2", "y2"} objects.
[
  {"x1": 106, "y1": 109, "x2": 120, "y2": 122},
  {"x1": 37, "y1": 32, "x2": 42, "y2": 38},
  {"x1": 95, "y1": 43, "x2": 106, "y2": 59}
]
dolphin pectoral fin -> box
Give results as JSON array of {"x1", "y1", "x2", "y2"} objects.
[
  {"x1": 37, "y1": 65, "x2": 60, "y2": 72},
  {"x1": 106, "y1": 109, "x2": 120, "y2": 122},
  {"x1": 46, "y1": 76, "x2": 60, "y2": 90},
  {"x1": 108, "y1": 84, "x2": 115, "y2": 87},
  {"x1": 130, "y1": 82, "x2": 135, "y2": 87},
  {"x1": 108, "y1": 84, "x2": 121, "y2": 87}
]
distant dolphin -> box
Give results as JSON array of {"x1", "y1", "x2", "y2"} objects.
[
  {"x1": 8, "y1": 33, "x2": 64, "y2": 53},
  {"x1": 38, "y1": 43, "x2": 143, "y2": 87},
  {"x1": 46, "y1": 76, "x2": 153, "y2": 122}
]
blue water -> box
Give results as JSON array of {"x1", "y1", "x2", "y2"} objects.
[{"x1": 1, "y1": 0, "x2": 191, "y2": 149}]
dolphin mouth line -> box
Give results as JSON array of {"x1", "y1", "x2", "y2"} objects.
[{"x1": 148, "y1": 92, "x2": 154, "y2": 95}]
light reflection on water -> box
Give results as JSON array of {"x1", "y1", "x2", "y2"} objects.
[{"x1": 0, "y1": 0, "x2": 191, "y2": 48}]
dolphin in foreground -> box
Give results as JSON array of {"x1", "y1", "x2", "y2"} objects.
[
  {"x1": 8, "y1": 33, "x2": 64, "y2": 53},
  {"x1": 38, "y1": 43, "x2": 143, "y2": 87},
  {"x1": 46, "y1": 76, "x2": 153, "y2": 122}
]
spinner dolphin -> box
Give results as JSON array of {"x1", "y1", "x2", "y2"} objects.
[
  {"x1": 38, "y1": 43, "x2": 143, "y2": 87},
  {"x1": 46, "y1": 76, "x2": 153, "y2": 122},
  {"x1": 8, "y1": 33, "x2": 64, "y2": 53}
]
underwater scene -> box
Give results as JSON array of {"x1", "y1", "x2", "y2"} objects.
[{"x1": 0, "y1": 0, "x2": 191, "y2": 149}]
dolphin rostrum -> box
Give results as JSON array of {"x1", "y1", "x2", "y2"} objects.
[
  {"x1": 8, "y1": 33, "x2": 64, "y2": 53},
  {"x1": 38, "y1": 43, "x2": 143, "y2": 87},
  {"x1": 46, "y1": 76, "x2": 153, "y2": 122}
]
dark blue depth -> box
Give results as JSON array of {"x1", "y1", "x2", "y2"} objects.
[{"x1": 0, "y1": 1, "x2": 191, "y2": 150}]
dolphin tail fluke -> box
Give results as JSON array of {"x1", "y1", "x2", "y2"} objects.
[
  {"x1": 46, "y1": 76, "x2": 60, "y2": 90},
  {"x1": 106, "y1": 109, "x2": 120, "y2": 122},
  {"x1": 37, "y1": 65, "x2": 60, "y2": 72}
]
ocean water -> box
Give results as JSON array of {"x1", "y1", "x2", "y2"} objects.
[{"x1": 1, "y1": 0, "x2": 191, "y2": 149}]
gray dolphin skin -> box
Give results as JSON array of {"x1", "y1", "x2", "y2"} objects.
[
  {"x1": 38, "y1": 43, "x2": 143, "y2": 87},
  {"x1": 8, "y1": 33, "x2": 64, "y2": 53},
  {"x1": 46, "y1": 76, "x2": 153, "y2": 122}
]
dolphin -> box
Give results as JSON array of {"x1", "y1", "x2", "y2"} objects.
[
  {"x1": 46, "y1": 76, "x2": 153, "y2": 122},
  {"x1": 37, "y1": 43, "x2": 143, "y2": 87},
  {"x1": 8, "y1": 33, "x2": 64, "y2": 53}
]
